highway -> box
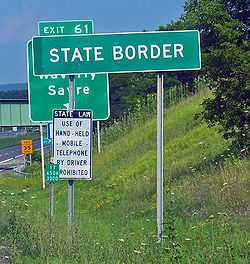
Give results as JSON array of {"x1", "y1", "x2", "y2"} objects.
[
  {"x1": 0, "y1": 139, "x2": 41, "y2": 162},
  {"x1": 0, "y1": 139, "x2": 50, "y2": 172}
]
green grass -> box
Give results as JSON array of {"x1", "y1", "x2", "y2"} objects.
[{"x1": 0, "y1": 89, "x2": 249, "y2": 263}]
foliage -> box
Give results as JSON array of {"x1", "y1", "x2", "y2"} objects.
[
  {"x1": 108, "y1": 73, "x2": 182, "y2": 120},
  {"x1": 0, "y1": 90, "x2": 27, "y2": 100},
  {"x1": 159, "y1": 0, "x2": 250, "y2": 152},
  {"x1": 95, "y1": 79, "x2": 201, "y2": 147}
]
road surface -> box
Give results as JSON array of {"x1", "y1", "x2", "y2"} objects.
[
  {"x1": 0, "y1": 139, "x2": 50, "y2": 172},
  {"x1": 0, "y1": 139, "x2": 41, "y2": 162}
]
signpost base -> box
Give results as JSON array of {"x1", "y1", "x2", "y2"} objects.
[
  {"x1": 49, "y1": 183, "x2": 55, "y2": 222},
  {"x1": 40, "y1": 124, "x2": 45, "y2": 190},
  {"x1": 68, "y1": 180, "x2": 74, "y2": 228},
  {"x1": 48, "y1": 183, "x2": 55, "y2": 247}
]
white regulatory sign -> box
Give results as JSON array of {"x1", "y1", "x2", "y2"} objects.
[{"x1": 53, "y1": 109, "x2": 92, "y2": 180}]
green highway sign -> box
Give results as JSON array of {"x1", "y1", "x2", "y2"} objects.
[
  {"x1": 27, "y1": 20, "x2": 110, "y2": 122},
  {"x1": 27, "y1": 41, "x2": 109, "y2": 121},
  {"x1": 32, "y1": 30, "x2": 201, "y2": 76},
  {"x1": 45, "y1": 164, "x2": 60, "y2": 183},
  {"x1": 38, "y1": 20, "x2": 94, "y2": 36},
  {"x1": 43, "y1": 138, "x2": 52, "y2": 145}
]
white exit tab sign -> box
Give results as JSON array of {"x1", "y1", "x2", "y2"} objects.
[{"x1": 53, "y1": 109, "x2": 92, "y2": 180}]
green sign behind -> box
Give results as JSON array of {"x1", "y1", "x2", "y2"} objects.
[
  {"x1": 32, "y1": 30, "x2": 201, "y2": 76},
  {"x1": 38, "y1": 20, "x2": 94, "y2": 36},
  {"x1": 43, "y1": 138, "x2": 52, "y2": 145},
  {"x1": 45, "y1": 163, "x2": 60, "y2": 183},
  {"x1": 27, "y1": 41, "x2": 109, "y2": 121},
  {"x1": 27, "y1": 20, "x2": 109, "y2": 122}
]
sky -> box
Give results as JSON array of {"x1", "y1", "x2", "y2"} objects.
[{"x1": 0, "y1": 0, "x2": 185, "y2": 85}]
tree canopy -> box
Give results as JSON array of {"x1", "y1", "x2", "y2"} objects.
[{"x1": 160, "y1": 0, "x2": 250, "y2": 152}]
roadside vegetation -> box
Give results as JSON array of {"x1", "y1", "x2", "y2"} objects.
[
  {"x1": 0, "y1": 86, "x2": 249, "y2": 263},
  {"x1": 0, "y1": 1, "x2": 248, "y2": 263}
]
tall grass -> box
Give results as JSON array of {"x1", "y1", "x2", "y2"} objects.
[
  {"x1": 0, "y1": 82, "x2": 249, "y2": 263},
  {"x1": 93, "y1": 76, "x2": 212, "y2": 149}
]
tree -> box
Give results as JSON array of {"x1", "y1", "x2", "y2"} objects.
[
  {"x1": 160, "y1": 0, "x2": 250, "y2": 152},
  {"x1": 109, "y1": 73, "x2": 156, "y2": 119}
]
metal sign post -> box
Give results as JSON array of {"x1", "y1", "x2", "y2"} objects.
[
  {"x1": 48, "y1": 183, "x2": 54, "y2": 223},
  {"x1": 157, "y1": 72, "x2": 164, "y2": 242},
  {"x1": 23, "y1": 155, "x2": 26, "y2": 168},
  {"x1": 97, "y1": 121, "x2": 101, "y2": 153},
  {"x1": 68, "y1": 75, "x2": 75, "y2": 228},
  {"x1": 40, "y1": 124, "x2": 46, "y2": 190},
  {"x1": 29, "y1": 154, "x2": 32, "y2": 166}
]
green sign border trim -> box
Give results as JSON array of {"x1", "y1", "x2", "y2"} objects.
[
  {"x1": 31, "y1": 30, "x2": 201, "y2": 76},
  {"x1": 26, "y1": 40, "x2": 110, "y2": 122},
  {"x1": 38, "y1": 19, "x2": 94, "y2": 35}
]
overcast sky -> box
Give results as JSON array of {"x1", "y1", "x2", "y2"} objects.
[{"x1": 0, "y1": 0, "x2": 185, "y2": 84}]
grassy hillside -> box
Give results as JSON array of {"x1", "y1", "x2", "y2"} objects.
[{"x1": 0, "y1": 89, "x2": 249, "y2": 263}]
